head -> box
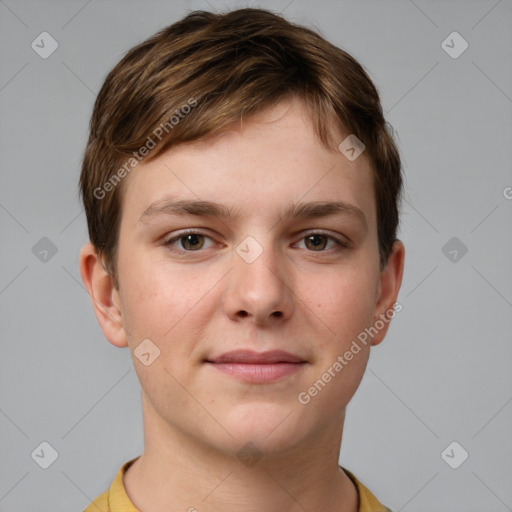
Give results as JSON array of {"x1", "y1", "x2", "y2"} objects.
[{"x1": 79, "y1": 8, "x2": 404, "y2": 458}]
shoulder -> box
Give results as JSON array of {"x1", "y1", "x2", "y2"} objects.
[
  {"x1": 341, "y1": 466, "x2": 393, "y2": 512},
  {"x1": 83, "y1": 457, "x2": 140, "y2": 512},
  {"x1": 83, "y1": 489, "x2": 109, "y2": 512}
]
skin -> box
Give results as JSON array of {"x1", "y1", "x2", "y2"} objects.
[{"x1": 80, "y1": 96, "x2": 404, "y2": 512}]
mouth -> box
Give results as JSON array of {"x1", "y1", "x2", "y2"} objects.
[{"x1": 205, "y1": 350, "x2": 307, "y2": 383}]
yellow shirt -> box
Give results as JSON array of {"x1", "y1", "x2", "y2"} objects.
[{"x1": 84, "y1": 458, "x2": 392, "y2": 512}]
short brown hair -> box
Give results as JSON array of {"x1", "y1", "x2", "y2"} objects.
[{"x1": 79, "y1": 7, "x2": 402, "y2": 289}]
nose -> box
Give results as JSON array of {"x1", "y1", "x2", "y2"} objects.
[{"x1": 223, "y1": 238, "x2": 295, "y2": 326}]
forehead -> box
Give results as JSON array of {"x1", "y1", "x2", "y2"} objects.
[{"x1": 119, "y1": 97, "x2": 376, "y2": 228}]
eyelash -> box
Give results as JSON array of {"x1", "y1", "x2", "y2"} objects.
[{"x1": 163, "y1": 229, "x2": 350, "y2": 254}]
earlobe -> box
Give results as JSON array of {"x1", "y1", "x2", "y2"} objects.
[
  {"x1": 370, "y1": 240, "x2": 405, "y2": 347},
  {"x1": 79, "y1": 243, "x2": 128, "y2": 348}
]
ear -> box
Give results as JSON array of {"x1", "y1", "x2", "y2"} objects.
[
  {"x1": 370, "y1": 240, "x2": 405, "y2": 347},
  {"x1": 79, "y1": 242, "x2": 128, "y2": 348}
]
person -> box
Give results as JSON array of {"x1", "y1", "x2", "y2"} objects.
[{"x1": 78, "y1": 7, "x2": 405, "y2": 512}]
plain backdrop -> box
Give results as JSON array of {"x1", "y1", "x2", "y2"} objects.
[{"x1": 0, "y1": 1, "x2": 511, "y2": 511}]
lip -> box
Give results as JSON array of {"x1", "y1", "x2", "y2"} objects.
[
  {"x1": 207, "y1": 349, "x2": 305, "y2": 364},
  {"x1": 205, "y1": 350, "x2": 307, "y2": 383}
]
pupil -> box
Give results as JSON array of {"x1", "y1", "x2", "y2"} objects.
[
  {"x1": 307, "y1": 235, "x2": 326, "y2": 250},
  {"x1": 184, "y1": 234, "x2": 202, "y2": 249}
]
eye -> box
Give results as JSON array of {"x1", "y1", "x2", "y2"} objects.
[
  {"x1": 296, "y1": 233, "x2": 348, "y2": 252},
  {"x1": 164, "y1": 231, "x2": 215, "y2": 251}
]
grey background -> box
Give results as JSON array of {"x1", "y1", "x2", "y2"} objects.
[{"x1": 1, "y1": 0, "x2": 511, "y2": 510}]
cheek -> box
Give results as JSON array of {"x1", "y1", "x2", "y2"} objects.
[
  {"x1": 296, "y1": 267, "x2": 377, "y2": 415},
  {"x1": 303, "y1": 262, "x2": 379, "y2": 350},
  {"x1": 119, "y1": 256, "x2": 220, "y2": 353}
]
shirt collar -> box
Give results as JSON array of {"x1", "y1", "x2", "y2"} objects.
[{"x1": 106, "y1": 457, "x2": 391, "y2": 512}]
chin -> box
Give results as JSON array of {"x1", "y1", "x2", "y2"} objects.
[{"x1": 218, "y1": 401, "x2": 311, "y2": 456}]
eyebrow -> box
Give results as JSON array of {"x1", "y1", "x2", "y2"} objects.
[
  {"x1": 140, "y1": 198, "x2": 234, "y2": 222},
  {"x1": 279, "y1": 200, "x2": 367, "y2": 228},
  {"x1": 139, "y1": 197, "x2": 367, "y2": 228}
]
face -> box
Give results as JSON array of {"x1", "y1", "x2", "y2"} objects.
[{"x1": 84, "y1": 97, "x2": 403, "y2": 457}]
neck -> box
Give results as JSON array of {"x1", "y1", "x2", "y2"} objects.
[{"x1": 123, "y1": 397, "x2": 358, "y2": 512}]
